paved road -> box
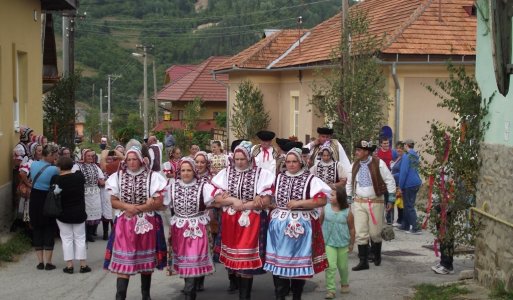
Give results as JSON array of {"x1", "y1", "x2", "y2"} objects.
[{"x1": 0, "y1": 222, "x2": 473, "y2": 300}]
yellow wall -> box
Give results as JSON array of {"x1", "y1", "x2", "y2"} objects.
[
  {"x1": 169, "y1": 101, "x2": 226, "y2": 121},
  {"x1": 0, "y1": 0, "x2": 44, "y2": 189}
]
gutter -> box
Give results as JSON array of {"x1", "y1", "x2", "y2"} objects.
[
  {"x1": 392, "y1": 62, "x2": 401, "y2": 144},
  {"x1": 212, "y1": 72, "x2": 230, "y2": 141}
]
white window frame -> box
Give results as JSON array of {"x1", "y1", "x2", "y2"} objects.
[{"x1": 290, "y1": 91, "x2": 300, "y2": 137}]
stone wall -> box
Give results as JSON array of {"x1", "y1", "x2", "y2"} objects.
[{"x1": 475, "y1": 143, "x2": 513, "y2": 291}]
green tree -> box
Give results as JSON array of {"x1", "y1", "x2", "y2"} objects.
[
  {"x1": 420, "y1": 63, "x2": 493, "y2": 251},
  {"x1": 113, "y1": 113, "x2": 144, "y2": 145},
  {"x1": 231, "y1": 80, "x2": 270, "y2": 139},
  {"x1": 182, "y1": 96, "x2": 204, "y2": 132},
  {"x1": 215, "y1": 111, "x2": 227, "y2": 128},
  {"x1": 311, "y1": 10, "x2": 389, "y2": 156},
  {"x1": 43, "y1": 72, "x2": 81, "y2": 149},
  {"x1": 83, "y1": 105, "x2": 101, "y2": 143}
]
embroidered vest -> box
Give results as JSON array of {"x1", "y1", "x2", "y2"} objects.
[
  {"x1": 317, "y1": 161, "x2": 339, "y2": 184},
  {"x1": 171, "y1": 180, "x2": 206, "y2": 217},
  {"x1": 351, "y1": 157, "x2": 386, "y2": 197},
  {"x1": 275, "y1": 172, "x2": 313, "y2": 208},
  {"x1": 227, "y1": 166, "x2": 260, "y2": 201}
]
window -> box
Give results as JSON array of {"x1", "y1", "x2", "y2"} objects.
[
  {"x1": 14, "y1": 51, "x2": 28, "y2": 132},
  {"x1": 291, "y1": 92, "x2": 300, "y2": 137},
  {"x1": 173, "y1": 110, "x2": 184, "y2": 120}
]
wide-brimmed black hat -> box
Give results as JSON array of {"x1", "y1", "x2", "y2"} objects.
[
  {"x1": 354, "y1": 139, "x2": 377, "y2": 152},
  {"x1": 282, "y1": 141, "x2": 303, "y2": 152},
  {"x1": 256, "y1": 130, "x2": 275, "y2": 141},
  {"x1": 301, "y1": 147, "x2": 310, "y2": 155},
  {"x1": 231, "y1": 139, "x2": 244, "y2": 153},
  {"x1": 276, "y1": 138, "x2": 289, "y2": 150},
  {"x1": 317, "y1": 127, "x2": 334, "y2": 135}
]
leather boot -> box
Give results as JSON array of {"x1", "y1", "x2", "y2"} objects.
[
  {"x1": 368, "y1": 241, "x2": 375, "y2": 262},
  {"x1": 290, "y1": 279, "x2": 305, "y2": 300},
  {"x1": 184, "y1": 278, "x2": 196, "y2": 300},
  {"x1": 92, "y1": 223, "x2": 98, "y2": 236},
  {"x1": 373, "y1": 242, "x2": 382, "y2": 266},
  {"x1": 141, "y1": 274, "x2": 151, "y2": 300},
  {"x1": 102, "y1": 220, "x2": 110, "y2": 240},
  {"x1": 86, "y1": 225, "x2": 95, "y2": 242},
  {"x1": 273, "y1": 276, "x2": 286, "y2": 300},
  {"x1": 239, "y1": 277, "x2": 253, "y2": 300},
  {"x1": 195, "y1": 276, "x2": 205, "y2": 291},
  {"x1": 227, "y1": 273, "x2": 238, "y2": 293},
  {"x1": 115, "y1": 277, "x2": 129, "y2": 300},
  {"x1": 352, "y1": 244, "x2": 370, "y2": 271}
]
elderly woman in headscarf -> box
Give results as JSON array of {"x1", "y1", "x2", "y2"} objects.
[
  {"x1": 211, "y1": 141, "x2": 275, "y2": 300},
  {"x1": 310, "y1": 145, "x2": 348, "y2": 190},
  {"x1": 72, "y1": 149, "x2": 105, "y2": 242},
  {"x1": 104, "y1": 146, "x2": 168, "y2": 300},
  {"x1": 165, "y1": 157, "x2": 216, "y2": 299},
  {"x1": 264, "y1": 147, "x2": 331, "y2": 300}
]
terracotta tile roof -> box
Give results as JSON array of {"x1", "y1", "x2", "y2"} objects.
[
  {"x1": 153, "y1": 119, "x2": 216, "y2": 132},
  {"x1": 157, "y1": 56, "x2": 229, "y2": 102},
  {"x1": 164, "y1": 65, "x2": 197, "y2": 85},
  {"x1": 215, "y1": 0, "x2": 476, "y2": 71},
  {"x1": 215, "y1": 29, "x2": 308, "y2": 71}
]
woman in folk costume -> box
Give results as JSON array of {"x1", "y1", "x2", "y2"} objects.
[
  {"x1": 166, "y1": 157, "x2": 216, "y2": 300},
  {"x1": 208, "y1": 140, "x2": 229, "y2": 176},
  {"x1": 104, "y1": 146, "x2": 168, "y2": 300},
  {"x1": 18, "y1": 142, "x2": 43, "y2": 224},
  {"x1": 310, "y1": 146, "x2": 348, "y2": 190},
  {"x1": 72, "y1": 149, "x2": 105, "y2": 242},
  {"x1": 211, "y1": 141, "x2": 275, "y2": 300},
  {"x1": 264, "y1": 147, "x2": 331, "y2": 300}
]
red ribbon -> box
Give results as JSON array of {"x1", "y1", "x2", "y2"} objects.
[
  {"x1": 433, "y1": 238, "x2": 439, "y2": 257},
  {"x1": 313, "y1": 192, "x2": 326, "y2": 202},
  {"x1": 368, "y1": 200, "x2": 378, "y2": 225},
  {"x1": 262, "y1": 147, "x2": 270, "y2": 161}
]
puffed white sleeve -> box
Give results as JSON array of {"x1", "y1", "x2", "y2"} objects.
[
  {"x1": 71, "y1": 163, "x2": 80, "y2": 173},
  {"x1": 96, "y1": 165, "x2": 105, "y2": 179},
  {"x1": 210, "y1": 167, "x2": 229, "y2": 196},
  {"x1": 337, "y1": 142, "x2": 352, "y2": 174},
  {"x1": 309, "y1": 164, "x2": 318, "y2": 177},
  {"x1": 379, "y1": 160, "x2": 396, "y2": 195},
  {"x1": 309, "y1": 176, "x2": 332, "y2": 200},
  {"x1": 337, "y1": 162, "x2": 348, "y2": 180},
  {"x1": 345, "y1": 163, "x2": 354, "y2": 197},
  {"x1": 163, "y1": 178, "x2": 175, "y2": 207},
  {"x1": 202, "y1": 183, "x2": 216, "y2": 207},
  {"x1": 256, "y1": 168, "x2": 275, "y2": 196},
  {"x1": 105, "y1": 172, "x2": 120, "y2": 198},
  {"x1": 149, "y1": 171, "x2": 168, "y2": 198}
]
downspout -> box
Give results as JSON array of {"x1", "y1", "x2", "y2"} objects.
[
  {"x1": 212, "y1": 72, "x2": 230, "y2": 142},
  {"x1": 392, "y1": 62, "x2": 400, "y2": 144}
]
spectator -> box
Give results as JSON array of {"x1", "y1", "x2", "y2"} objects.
[
  {"x1": 398, "y1": 139, "x2": 423, "y2": 234},
  {"x1": 29, "y1": 143, "x2": 60, "y2": 270},
  {"x1": 189, "y1": 144, "x2": 200, "y2": 159},
  {"x1": 164, "y1": 130, "x2": 176, "y2": 156},
  {"x1": 391, "y1": 141, "x2": 405, "y2": 227},
  {"x1": 54, "y1": 157, "x2": 91, "y2": 274}
]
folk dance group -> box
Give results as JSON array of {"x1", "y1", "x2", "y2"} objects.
[{"x1": 102, "y1": 127, "x2": 397, "y2": 300}]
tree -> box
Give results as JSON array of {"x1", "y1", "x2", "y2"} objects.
[
  {"x1": 420, "y1": 63, "x2": 493, "y2": 252},
  {"x1": 83, "y1": 105, "x2": 101, "y2": 143},
  {"x1": 231, "y1": 80, "x2": 270, "y2": 139},
  {"x1": 311, "y1": 10, "x2": 389, "y2": 157},
  {"x1": 43, "y1": 72, "x2": 81, "y2": 149},
  {"x1": 182, "y1": 96, "x2": 204, "y2": 132}
]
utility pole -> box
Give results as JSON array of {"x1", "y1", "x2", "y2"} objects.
[
  {"x1": 136, "y1": 44, "x2": 154, "y2": 139},
  {"x1": 107, "y1": 74, "x2": 122, "y2": 142},
  {"x1": 153, "y1": 61, "x2": 158, "y2": 127},
  {"x1": 100, "y1": 88, "x2": 103, "y2": 136}
]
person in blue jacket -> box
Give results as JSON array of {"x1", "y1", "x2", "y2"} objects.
[{"x1": 398, "y1": 139, "x2": 422, "y2": 234}]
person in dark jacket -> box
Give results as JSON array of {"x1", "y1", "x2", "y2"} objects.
[
  {"x1": 54, "y1": 157, "x2": 91, "y2": 274},
  {"x1": 398, "y1": 139, "x2": 423, "y2": 234}
]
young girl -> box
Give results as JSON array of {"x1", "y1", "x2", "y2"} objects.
[{"x1": 321, "y1": 186, "x2": 355, "y2": 299}]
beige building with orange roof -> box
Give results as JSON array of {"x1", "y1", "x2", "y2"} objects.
[{"x1": 214, "y1": 0, "x2": 476, "y2": 147}]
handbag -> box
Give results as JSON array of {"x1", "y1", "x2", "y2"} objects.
[
  {"x1": 43, "y1": 176, "x2": 62, "y2": 217},
  {"x1": 381, "y1": 224, "x2": 395, "y2": 241}
]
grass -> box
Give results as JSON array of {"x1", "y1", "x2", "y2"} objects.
[
  {"x1": 0, "y1": 232, "x2": 32, "y2": 263},
  {"x1": 490, "y1": 282, "x2": 513, "y2": 300},
  {"x1": 414, "y1": 283, "x2": 470, "y2": 300}
]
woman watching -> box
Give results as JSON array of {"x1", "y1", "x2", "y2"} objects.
[
  {"x1": 208, "y1": 141, "x2": 228, "y2": 176},
  {"x1": 29, "y1": 143, "x2": 60, "y2": 270},
  {"x1": 310, "y1": 146, "x2": 348, "y2": 190},
  {"x1": 54, "y1": 156, "x2": 91, "y2": 274},
  {"x1": 104, "y1": 146, "x2": 168, "y2": 300}
]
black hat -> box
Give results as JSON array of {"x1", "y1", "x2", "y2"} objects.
[
  {"x1": 231, "y1": 139, "x2": 244, "y2": 153},
  {"x1": 276, "y1": 138, "x2": 289, "y2": 150},
  {"x1": 317, "y1": 127, "x2": 334, "y2": 135},
  {"x1": 354, "y1": 139, "x2": 377, "y2": 152},
  {"x1": 282, "y1": 141, "x2": 303, "y2": 152},
  {"x1": 301, "y1": 147, "x2": 310, "y2": 155},
  {"x1": 256, "y1": 130, "x2": 275, "y2": 141}
]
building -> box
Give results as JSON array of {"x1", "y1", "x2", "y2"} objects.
[
  {"x1": 154, "y1": 56, "x2": 229, "y2": 132},
  {"x1": 214, "y1": 0, "x2": 476, "y2": 145},
  {"x1": 474, "y1": 0, "x2": 513, "y2": 292},
  {"x1": 0, "y1": 0, "x2": 77, "y2": 230}
]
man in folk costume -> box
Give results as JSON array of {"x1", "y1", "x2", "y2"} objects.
[
  {"x1": 306, "y1": 127, "x2": 351, "y2": 172},
  {"x1": 147, "y1": 136, "x2": 163, "y2": 172},
  {"x1": 251, "y1": 130, "x2": 278, "y2": 174},
  {"x1": 346, "y1": 140, "x2": 396, "y2": 271}
]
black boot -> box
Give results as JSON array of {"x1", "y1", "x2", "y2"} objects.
[
  {"x1": 352, "y1": 245, "x2": 370, "y2": 271},
  {"x1": 273, "y1": 276, "x2": 287, "y2": 300},
  {"x1": 86, "y1": 225, "x2": 95, "y2": 242},
  {"x1": 290, "y1": 279, "x2": 305, "y2": 300},
  {"x1": 373, "y1": 242, "x2": 382, "y2": 266},
  {"x1": 184, "y1": 278, "x2": 196, "y2": 300},
  {"x1": 115, "y1": 277, "x2": 129, "y2": 300},
  {"x1": 227, "y1": 273, "x2": 238, "y2": 293},
  {"x1": 238, "y1": 277, "x2": 253, "y2": 300},
  {"x1": 92, "y1": 223, "x2": 98, "y2": 236},
  {"x1": 195, "y1": 276, "x2": 205, "y2": 292},
  {"x1": 102, "y1": 220, "x2": 110, "y2": 241},
  {"x1": 141, "y1": 274, "x2": 151, "y2": 300},
  {"x1": 368, "y1": 241, "x2": 375, "y2": 262}
]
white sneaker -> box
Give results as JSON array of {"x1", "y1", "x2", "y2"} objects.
[
  {"x1": 432, "y1": 264, "x2": 454, "y2": 275},
  {"x1": 431, "y1": 263, "x2": 441, "y2": 272},
  {"x1": 392, "y1": 222, "x2": 402, "y2": 227}
]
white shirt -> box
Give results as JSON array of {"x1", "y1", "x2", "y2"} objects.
[{"x1": 345, "y1": 158, "x2": 396, "y2": 199}]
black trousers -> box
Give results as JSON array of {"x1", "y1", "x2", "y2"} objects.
[
  {"x1": 32, "y1": 224, "x2": 55, "y2": 250},
  {"x1": 435, "y1": 205, "x2": 454, "y2": 269}
]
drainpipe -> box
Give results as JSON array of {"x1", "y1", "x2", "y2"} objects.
[
  {"x1": 392, "y1": 62, "x2": 400, "y2": 144},
  {"x1": 212, "y1": 72, "x2": 230, "y2": 142}
]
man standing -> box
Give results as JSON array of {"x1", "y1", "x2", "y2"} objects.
[
  {"x1": 346, "y1": 140, "x2": 396, "y2": 271},
  {"x1": 147, "y1": 136, "x2": 163, "y2": 172},
  {"x1": 306, "y1": 127, "x2": 351, "y2": 172},
  {"x1": 251, "y1": 130, "x2": 278, "y2": 174},
  {"x1": 164, "y1": 130, "x2": 175, "y2": 157},
  {"x1": 398, "y1": 139, "x2": 423, "y2": 234}
]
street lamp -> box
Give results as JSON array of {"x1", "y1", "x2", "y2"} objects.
[{"x1": 132, "y1": 49, "x2": 148, "y2": 139}]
